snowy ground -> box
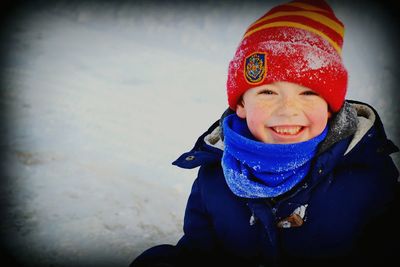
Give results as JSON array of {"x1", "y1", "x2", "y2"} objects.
[{"x1": 0, "y1": 1, "x2": 399, "y2": 266}]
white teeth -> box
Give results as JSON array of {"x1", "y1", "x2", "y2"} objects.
[{"x1": 272, "y1": 126, "x2": 302, "y2": 135}]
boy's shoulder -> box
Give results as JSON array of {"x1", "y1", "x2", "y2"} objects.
[
  {"x1": 316, "y1": 100, "x2": 397, "y2": 158},
  {"x1": 340, "y1": 100, "x2": 398, "y2": 157},
  {"x1": 314, "y1": 100, "x2": 399, "y2": 190}
]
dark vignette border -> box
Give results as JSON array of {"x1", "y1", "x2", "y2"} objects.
[{"x1": 0, "y1": 0, "x2": 399, "y2": 266}]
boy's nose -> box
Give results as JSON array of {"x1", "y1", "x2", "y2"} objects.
[{"x1": 276, "y1": 99, "x2": 300, "y2": 117}]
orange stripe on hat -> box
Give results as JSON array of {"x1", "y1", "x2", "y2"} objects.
[
  {"x1": 244, "y1": 21, "x2": 342, "y2": 54},
  {"x1": 248, "y1": 11, "x2": 344, "y2": 38},
  {"x1": 284, "y1": 2, "x2": 330, "y2": 13},
  {"x1": 243, "y1": 0, "x2": 344, "y2": 54}
]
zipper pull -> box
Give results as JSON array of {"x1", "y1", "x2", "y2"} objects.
[{"x1": 249, "y1": 211, "x2": 257, "y2": 226}]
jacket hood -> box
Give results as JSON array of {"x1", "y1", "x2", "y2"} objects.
[{"x1": 173, "y1": 101, "x2": 398, "y2": 169}]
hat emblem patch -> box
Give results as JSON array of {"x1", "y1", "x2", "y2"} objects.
[{"x1": 245, "y1": 52, "x2": 266, "y2": 84}]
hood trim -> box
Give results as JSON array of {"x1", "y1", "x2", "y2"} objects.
[
  {"x1": 204, "y1": 126, "x2": 224, "y2": 151},
  {"x1": 344, "y1": 103, "x2": 376, "y2": 155},
  {"x1": 317, "y1": 101, "x2": 358, "y2": 155}
]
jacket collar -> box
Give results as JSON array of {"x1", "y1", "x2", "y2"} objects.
[
  {"x1": 172, "y1": 120, "x2": 222, "y2": 169},
  {"x1": 173, "y1": 101, "x2": 397, "y2": 169}
]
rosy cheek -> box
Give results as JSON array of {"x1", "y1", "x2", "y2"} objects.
[
  {"x1": 246, "y1": 113, "x2": 262, "y2": 133},
  {"x1": 251, "y1": 110, "x2": 265, "y2": 124},
  {"x1": 247, "y1": 117, "x2": 258, "y2": 130},
  {"x1": 308, "y1": 111, "x2": 329, "y2": 134}
]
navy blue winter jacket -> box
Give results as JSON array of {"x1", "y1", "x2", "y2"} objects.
[{"x1": 131, "y1": 101, "x2": 399, "y2": 267}]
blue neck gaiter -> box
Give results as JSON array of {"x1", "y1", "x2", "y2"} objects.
[{"x1": 222, "y1": 114, "x2": 328, "y2": 198}]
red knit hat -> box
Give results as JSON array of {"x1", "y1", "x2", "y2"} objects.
[{"x1": 226, "y1": 0, "x2": 347, "y2": 112}]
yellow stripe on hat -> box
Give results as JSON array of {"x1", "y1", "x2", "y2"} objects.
[
  {"x1": 285, "y1": 2, "x2": 330, "y2": 13},
  {"x1": 248, "y1": 11, "x2": 344, "y2": 38},
  {"x1": 243, "y1": 21, "x2": 342, "y2": 54}
]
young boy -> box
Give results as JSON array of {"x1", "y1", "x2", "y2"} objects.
[{"x1": 131, "y1": 0, "x2": 399, "y2": 266}]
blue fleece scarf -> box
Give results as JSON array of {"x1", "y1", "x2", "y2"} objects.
[{"x1": 222, "y1": 114, "x2": 328, "y2": 198}]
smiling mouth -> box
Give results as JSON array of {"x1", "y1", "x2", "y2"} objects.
[{"x1": 271, "y1": 126, "x2": 304, "y2": 135}]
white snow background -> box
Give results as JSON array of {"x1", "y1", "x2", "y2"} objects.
[{"x1": 0, "y1": 0, "x2": 399, "y2": 266}]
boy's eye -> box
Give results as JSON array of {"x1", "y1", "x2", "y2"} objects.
[
  {"x1": 259, "y1": 89, "x2": 276, "y2": 95},
  {"x1": 301, "y1": 90, "x2": 319, "y2": 96}
]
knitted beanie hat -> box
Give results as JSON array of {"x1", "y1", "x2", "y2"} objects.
[{"x1": 226, "y1": 0, "x2": 347, "y2": 112}]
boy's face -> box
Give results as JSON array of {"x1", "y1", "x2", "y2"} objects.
[{"x1": 236, "y1": 81, "x2": 331, "y2": 144}]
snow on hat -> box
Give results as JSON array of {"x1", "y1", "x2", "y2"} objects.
[{"x1": 226, "y1": 0, "x2": 348, "y2": 112}]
